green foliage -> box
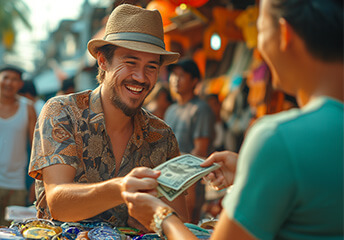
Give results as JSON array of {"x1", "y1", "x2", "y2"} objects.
[{"x1": 0, "y1": 0, "x2": 31, "y2": 49}]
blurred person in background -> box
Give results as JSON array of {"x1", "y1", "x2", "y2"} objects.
[
  {"x1": 18, "y1": 80, "x2": 45, "y2": 117},
  {"x1": 0, "y1": 66, "x2": 36, "y2": 225},
  {"x1": 56, "y1": 76, "x2": 76, "y2": 96},
  {"x1": 205, "y1": 94, "x2": 227, "y2": 152},
  {"x1": 122, "y1": 0, "x2": 343, "y2": 239},
  {"x1": 165, "y1": 58, "x2": 215, "y2": 224},
  {"x1": 18, "y1": 80, "x2": 46, "y2": 205},
  {"x1": 144, "y1": 82, "x2": 174, "y2": 120}
]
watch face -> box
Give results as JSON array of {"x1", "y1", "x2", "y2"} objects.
[{"x1": 88, "y1": 226, "x2": 121, "y2": 240}]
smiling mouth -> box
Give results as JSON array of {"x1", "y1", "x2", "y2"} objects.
[{"x1": 125, "y1": 83, "x2": 145, "y2": 95}]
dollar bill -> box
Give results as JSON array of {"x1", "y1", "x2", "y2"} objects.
[{"x1": 154, "y1": 154, "x2": 220, "y2": 201}]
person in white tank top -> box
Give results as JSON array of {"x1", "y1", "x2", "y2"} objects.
[{"x1": 0, "y1": 66, "x2": 36, "y2": 225}]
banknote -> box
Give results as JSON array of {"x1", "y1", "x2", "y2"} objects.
[{"x1": 154, "y1": 154, "x2": 220, "y2": 201}]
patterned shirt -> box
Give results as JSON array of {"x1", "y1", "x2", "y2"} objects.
[{"x1": 29, "y1": 86, "x2": 180, "y2": 227}]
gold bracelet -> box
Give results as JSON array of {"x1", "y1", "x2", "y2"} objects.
[{"x1": 150, "y1": 207, "x2": 177, "y2": 239}]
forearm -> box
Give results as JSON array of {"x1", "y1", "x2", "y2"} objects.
[
  {"x1": 162, "y1": 215, "x2": 198, "y2": 240},
  {"x1": 161, "y1": 194, "x2": 189, "y2": 223},
  {"x1": 46, "y1": 178, "x2": 124, "y2": 222},
  {"x1": 191, "y1": 137, "x2": 210, "y2": 158}
]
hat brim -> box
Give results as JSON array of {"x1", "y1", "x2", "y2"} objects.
[{"x1": 88, "y1": 39, "x2": 180, "y2": 66}]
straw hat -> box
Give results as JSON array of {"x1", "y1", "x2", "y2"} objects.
[{"x1": 87, "y1": 4, "x2": 180, "y2": 66}]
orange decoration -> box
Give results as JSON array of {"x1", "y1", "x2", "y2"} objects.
[
  {"x1": 146, "y1": 0, "x2": 177, "y2": 26},
  {"x1": 168, "y1": 0, "x2": 209, "y2": 8}
]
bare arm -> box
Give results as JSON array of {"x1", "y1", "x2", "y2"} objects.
[
  {"x1": 191, "y1": 137, "x2": 210, "y2": 158},
  {"x1": 161, "y1": 193, "x2": 189, "y2": 222},
  {"x1": 122, "y1": 191, "x2": 257, "y2": 240},
  {"x1": 210, "y1": 211, "x2": 257, "y2": 240},
  {"x1": 27, "y1": 103, "x2": 36, "y2": 145},
  {"x1": 161, "y1": 211, "x2": 256, "y2": 240},
  {"x1": 43, "y1": 164, "x2": 160, "y2": 222}
]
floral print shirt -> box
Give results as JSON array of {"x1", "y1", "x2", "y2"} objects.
[{"x1": 29, "y1": 86, "x2": 180, "y2": 227}]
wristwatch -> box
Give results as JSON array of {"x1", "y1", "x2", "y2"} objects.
[{"x1": 150, "y1": 207, "x2": 177, "y2": 239}]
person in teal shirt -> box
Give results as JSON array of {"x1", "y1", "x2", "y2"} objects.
[
  {"x1": 223, "y1": 96, "x2": 343, "y2": 239},
  {"x1": 119, "y1": 0, "x2": 343, "y2": 239}
]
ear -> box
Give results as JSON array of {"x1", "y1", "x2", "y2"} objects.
[
  {"x1": 279, "y1": 18, "x2": 292, "y2": 51},
  {"x1": 97, "y1": 52, "x2": 107, "y2": 71},
  {"x1": 192, "y1": 78, "x2": 199, "y2": 89}
]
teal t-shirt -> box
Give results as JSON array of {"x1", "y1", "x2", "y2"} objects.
[{"x1": 223, "y1": 97, "x2": 343, "y2": 240}]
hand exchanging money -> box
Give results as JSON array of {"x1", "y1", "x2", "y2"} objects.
[
  {"x1": 122, "y1": 191, "x2": 170, "y2": 231},
  {"x1": 201, "y1": 151, "x2": 238, "y2": 190},
  {"x1": 120, "y1": 167, "x2": 161, "y2": 196}
]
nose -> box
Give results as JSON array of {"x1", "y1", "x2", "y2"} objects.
[{"x1": 131, "y1": 67, "x2": 145, "y2": 83}]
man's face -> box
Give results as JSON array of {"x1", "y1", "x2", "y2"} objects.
[
  {"x1": 0, "y1": 70, "x2": 23, "y2": 99},
  {"x1": 169, "y1": 66, "x2": 197, "y2": 96},
  {"x1": 257, "y1": 0, "x2": 287, "y2": 92},
  {"x1": 103, "y1": 47, "x2": 160, "y2": 117}
]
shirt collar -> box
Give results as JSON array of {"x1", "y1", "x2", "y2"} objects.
[{"x1": 89, "y1": 85, "x2": 149, "y2": 148}]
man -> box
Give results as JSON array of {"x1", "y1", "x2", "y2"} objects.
[
  {"x1": 122, "y1": 0, "x2": 343, "y2": 239},
  {"x1": 0, "y1": 66, "x2": 36, "y2": 225},
  {"x1": 165, "y1": 58, "x2": 215, "y2": 223},
  {"x1": 28, "y1": 4, "x2": 188, "y2": 229}
]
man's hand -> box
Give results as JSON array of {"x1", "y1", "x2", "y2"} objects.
[
  {"x1": 201, "y1": 151, "x2": 238, "y2": 190},
  {"x1": 120, "y1": 167, "x2": 161, "y2": 196},
  {"x1": 122, "y1": 191, "x2": 170, "y2": 230}
]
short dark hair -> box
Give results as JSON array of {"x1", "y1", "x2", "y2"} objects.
[
  {"x1": 167, "y1": 58, "x2": 201, "y2": 81},
  {"x1": 18, "y1": 80, "x2": 37, "y2": 97},
  {"x1": 0, "y1": 65, "x2": 24, "y2": 79},
  {"x1": 269, "y1": 0, "x2": 343, "y2": 62},
  {"x1": 96, "y1": 44, "x2": 117, "y2": 83}
]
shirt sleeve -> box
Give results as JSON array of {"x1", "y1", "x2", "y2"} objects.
[
  {"x1": 222, "y1": 119, "x2": 297, "y2": 240},
  {"x1": 29, "y1": 97, "x2": 80, "y2": 180}
]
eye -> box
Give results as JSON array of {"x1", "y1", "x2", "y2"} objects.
[
  {"x1": 126, "y1": 61, "x2": 136, "y2": 66},
  {"x1": 146, "y1": 64, "x2": 158, "y2": 72}
]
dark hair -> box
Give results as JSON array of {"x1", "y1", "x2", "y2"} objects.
[
  {"x1": 167, "y1": 58, "x2": 201, "y2": 81},
  {"x1": 61, "y1": 77, "x2": 75, "y2": 92},
  {"x1": 0, "y1": 65, "x2": 24, "y2": 79},
  {"x1": 96, "y1": 44, "x2": 117, "y2": 83},
  {"x1": 269, "y1": 0, "x2": 343, "y2": 62},
  {"x1": 18, "y1": 80, "x2": 37, "y2": 97}
]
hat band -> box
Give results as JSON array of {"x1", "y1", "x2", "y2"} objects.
[{"x1": 104, "y1": 32, "x2": 165, "y2": 49}]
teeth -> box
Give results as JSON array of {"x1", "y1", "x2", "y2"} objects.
[{"x1": 126, "y1": 85, "x2": 143, "y2": 92}]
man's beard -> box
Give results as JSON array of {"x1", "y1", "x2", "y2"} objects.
[
  {"x1": 109, "y1": 80, "x2": 154, "y2": 117},
  {"x1": 110, "y1": 93, "x2": 142, "y2": 117}
]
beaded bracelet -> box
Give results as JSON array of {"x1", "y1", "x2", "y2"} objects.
[{"x1": 150, "y1": 207, "x2": 177, "y2": 239}]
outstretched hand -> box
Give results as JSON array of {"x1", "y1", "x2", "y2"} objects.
[
  {"x1": 121, "y1": 167, "x2": 161, "y2": 196},
  {"x1": 201, "y1": 151, "x2": 238, "y2": 190},
  {"x1": 122, "y1": 191, "x2": 170, "y2": 230}
]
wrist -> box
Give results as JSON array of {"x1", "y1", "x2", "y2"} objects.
[{"x1": 150, "y1": 206, "x2": 177, "y2": 239}]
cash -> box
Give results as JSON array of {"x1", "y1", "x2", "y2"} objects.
[{"x1": 154, "y1": 154, "x2": 220, "y2": 201}]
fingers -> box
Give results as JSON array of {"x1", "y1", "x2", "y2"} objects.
[
  {"x1": 123, "y1": 176, "x2": 158, "y2": 193},
  {"x1": 203, "y1": 168, "x2": 235, "y2": 190},
  {"x1": 201, "y1": 151, "x2": 234, "y2": 167},
  {"x1": 129, "y1": 167, "x2": 161, "y2": 179}
]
